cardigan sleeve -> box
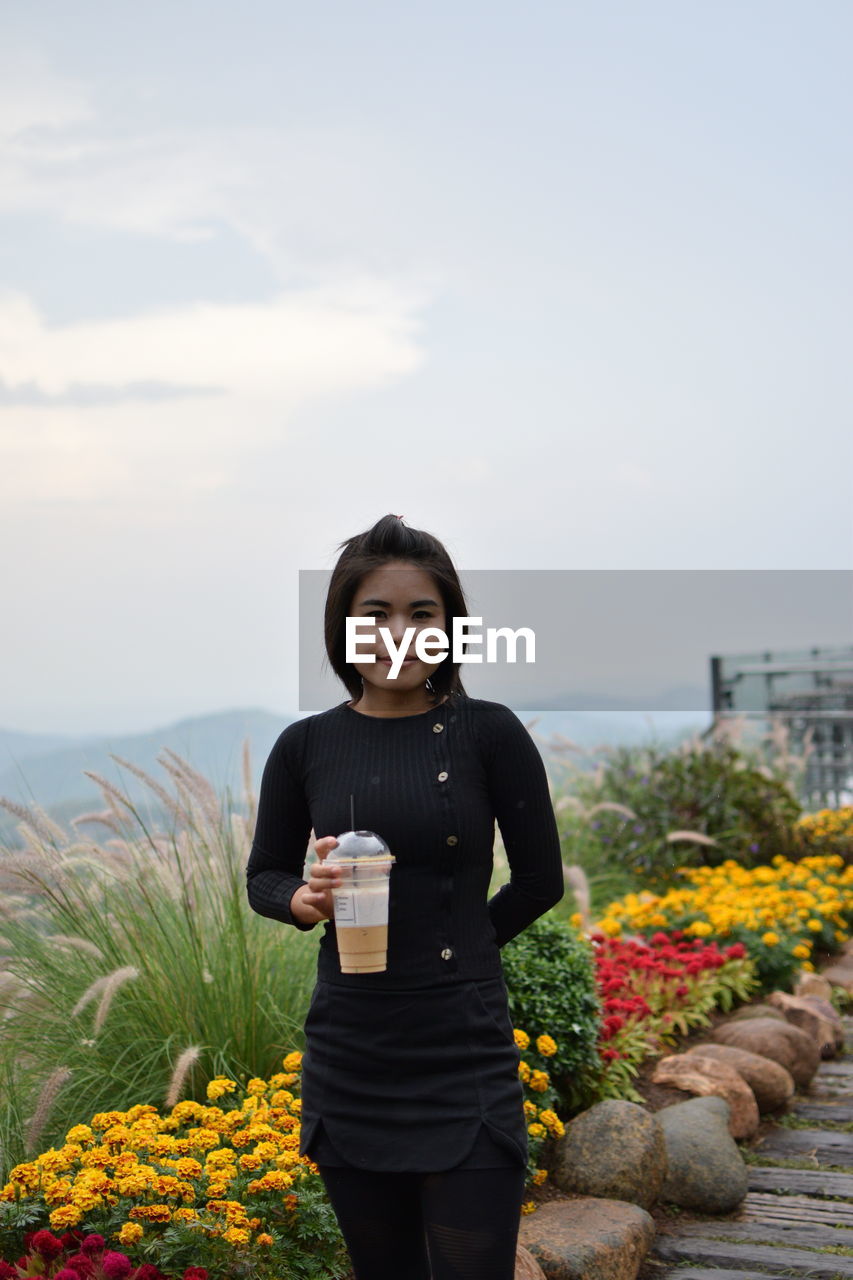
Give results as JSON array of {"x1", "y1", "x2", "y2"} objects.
[
  {"x1": 245, "y1": 724, "x2": 317, "y2": 931},
  {"x1": 480, "y1": 704, "x2": 565, "y2": 947}
]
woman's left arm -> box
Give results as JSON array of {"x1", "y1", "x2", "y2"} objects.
[{"x1": 482, "y1": 704, "x2": 565, "y2": 947}]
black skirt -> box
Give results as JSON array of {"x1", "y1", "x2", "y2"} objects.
[{"x1": 299, "y1": 975, "x2": 528, "y2": 1173}]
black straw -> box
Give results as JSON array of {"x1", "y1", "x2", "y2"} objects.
[{"x1": 350, "y1": 793, "x2": 355, "y2": 831}]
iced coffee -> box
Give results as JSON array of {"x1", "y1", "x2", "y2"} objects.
[{"x1": 326, "y1": 831, "x2": 395, "y2": 973}]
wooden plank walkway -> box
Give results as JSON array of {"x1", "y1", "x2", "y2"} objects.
[{"x1": 642, "y1": 1015, "x2": 853, "y2": 1279}]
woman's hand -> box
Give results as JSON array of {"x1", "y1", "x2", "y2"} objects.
[{"x1": 290, "y1": 836, "x2": 342, "y2": 925}]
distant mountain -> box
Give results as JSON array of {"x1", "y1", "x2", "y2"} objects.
[
  {"x1": 0, "y1": 708, "x2": 294, "y2": 847},
  {"x1": 0, "y1": 727, "x2": 86, "y2": 762},
  {"x1": 0, "y1": 701, "x2": 711, "y2": 849}
]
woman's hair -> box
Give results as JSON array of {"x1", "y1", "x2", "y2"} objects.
[{"x1": 325, "y1": 514, "x2": 469, "y2": 704}]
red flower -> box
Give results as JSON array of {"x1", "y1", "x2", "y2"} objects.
[
  {"x1": 600, "y1": 1047, "x2": 621, "y2": 1062},
  {"x1": 726, "y1": 942, "x2": 747, "y2": 959},
  {"x1": 81, "y1": 1236, "x2": 106, "y2": 1257},
  {"x1": 31, "y1": 1231, "x2": 64, "y2": 1261},
  {"x1": 54, "y1": 1271, "x2": 81, "y2": 1280},
  {"x1": 182, "y1": 1270, "x2": 209, "y2": 1280},
  {"x1": 66, "y1": 1254, "x2": 95, "y2": 1277},
  {"x1": 0, "y1": 1263, "x2": 17, "y2": 1279},
  {"x1": 675, "y1": 984, "x2": 689, "y2": 998},
  {"x1": 101, "y1": 1253, "x2": 133, "y2": 1280},
  {"x1": 134, "y1": 1267, "x2": 167, "y2": 1280},
  {"x1": 61, "y1": 1232, "x2": 84, "y2": 1251}
]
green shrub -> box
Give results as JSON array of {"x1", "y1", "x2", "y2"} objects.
[
  {"x1": 557, "y1": 735, "x2": 803, "y2": 890},
  {"x1": 501, "y1": 917, "x2": 602, "y2": 1111}
]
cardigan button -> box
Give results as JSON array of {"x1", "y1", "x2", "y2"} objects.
[
  {"x1": 437, "y1": 771, "x2": 448, "y2": 782},
  {"x1": 433, "y1": 722, "x2": 444, "y2": 733},
  {"x1": 440, "y1": 948, "x2": 454, "y2": 960},
  {"x1": 446, "y1": 835, "x2": 458, "y2": 846}
]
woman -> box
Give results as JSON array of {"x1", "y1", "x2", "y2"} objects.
[{"x1": 246, "y1": 514, "x2": 563, "y2": 1280}]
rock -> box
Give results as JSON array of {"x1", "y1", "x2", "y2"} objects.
[
  {"x1": 710, "y1": 1016, "x2": 821, "y2": 1088},
  {"x1": 684, "y1": 1043, "x2": 795, "y2": 1113},
  {"x1": 516, "y1": 1244, "x2": 547, "y2": 1279},
  {"x1": 822, "y1": 959, "x2": 853, "y2": 995},
  {"x1": 767, "y1": 991, "x2": 842, "y2": 1058},
  {"x1": 793, "y1": 971, "x2": 834, "y2": 1001},
  {"x1": 797, "y1": 995, "x2": 846, "y2": 1052},
  {"x1": 728, "y1": 1003, "x2": 787, "y2": 1023},
  {"x1": 518, "y1": 1197, "x2": 656, "y2": 1280},
  {"x1": 657, "y1": 1096, "x2": 749, "y2": 1214},
  {"x1": 551, "y1": 1100, "x2": 667, "y2": 1209},
  {"x1": 651, "y1": 1055, "x2": 759, "y2": 1138}
]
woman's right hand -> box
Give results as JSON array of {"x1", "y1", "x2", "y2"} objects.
[{"x1": 290, "y1": 836, "x2": 342, "y2": 925}]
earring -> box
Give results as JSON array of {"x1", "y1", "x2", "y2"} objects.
[{"x1": 425, "y1": 677, "x2": 435, "y2": 695}]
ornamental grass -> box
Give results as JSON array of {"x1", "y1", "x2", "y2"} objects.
[
  {"x1": 592, "y1": 853, "x2": 853, "y2": 991},
  {"x1": 0, "y1": 749, "x2": 318, "y2": 1177}
]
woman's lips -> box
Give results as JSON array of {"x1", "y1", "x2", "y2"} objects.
[{"x1": 380, "y1": 657, "x2": 417, "y2": 665}]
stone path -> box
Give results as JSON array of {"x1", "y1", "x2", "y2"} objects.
[{"x1": 641, "y1": 1015, "x2": 853, "y2": 1280}]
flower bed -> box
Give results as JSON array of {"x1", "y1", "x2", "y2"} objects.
[
  {"x1": 1, "y1": 1054, "x2": 347, "y2": 1279},
  {"x1": 588, "y1": 933, "x2": 757, "y2": 1101},
  {"x1": 591, "y1": 854, "x2": 853, "y2": 990},
  {"x1": 1, "y1": 1036, "x2": 571, "y2": 1269}
]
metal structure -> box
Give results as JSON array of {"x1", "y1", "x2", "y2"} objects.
[{"x1": 709, "y1": 645, "x2": 853, "y2": 808}]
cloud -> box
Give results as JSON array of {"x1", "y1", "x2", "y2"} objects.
[
  {"x1": 0, "y1": 46, "x2": 93, "y2": 139},
  {"x1": 0, "y1": 379, "x2": 223, "y2": 407},
  {"x1": 0, "y1": 283, "x2": 424, "y2": 400},
  {"x1": 0, "y1": 279, "x2": 427, "y2": 504}
]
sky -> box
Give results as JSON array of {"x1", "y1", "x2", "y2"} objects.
[{"x1": 1, "y1": 0, "x2": 851, "y2": 736}]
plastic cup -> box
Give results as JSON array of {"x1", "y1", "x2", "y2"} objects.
[{"x1": 326, "y1": 830, "x2": 395, "y2": 973}]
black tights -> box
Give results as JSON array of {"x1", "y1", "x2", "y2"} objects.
[{"x1": 317, "y1": 1162, "x2": 526, "y2": 1280}]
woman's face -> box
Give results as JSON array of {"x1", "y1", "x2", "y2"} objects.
[{"x1": 349, "y1": 561, "x2": 447, "y2": 697}]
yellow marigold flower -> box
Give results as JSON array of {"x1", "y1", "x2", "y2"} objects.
[
  {"x1": 284, "y1": 1193, "x2": 299, "y2": 1211},
  {"x1": 569, "y1": 911, "x2": 583, "y2": 929},
  {"x1": 50, "y1": 1205, "x2": 84, "y2": 1230},
  {"x1": 528, "y1": 1123, "x2": 546, "y2": 1138},
  {"x1": 117, "y1": 1222, "x2": 144, "y2": 1246},
  {"x1": 792, "y1": 944, "x2": 811, "y2": 960},
  {"x1": 129, "y1": 1204, "x2": 172, "y2": 1223},
  {"x1": 536, "y1": 1035, "x2": 557, "y2": 1057},
  {"x1": 206, "y1": 1078, "x2": 238, "y2": 1102},
  {"x1": 66, "y1": 1124, "x2": 93, "y2": 1145},
  {"x1": 246, "y1": 1078, "x2": 268, "y2": 1096},
  {"x1": 801, "y1": 960, "x2": 815, "y2": 971},
  {"x1": 529, "y1": 1071, "x2": 550, "y2": 1093},
  {"x1": 257, "y1": 1233, "x2": 274, "y2": 1246},
  {"x1": 514, "y1": 1029, "x2": 530, "y2": 1050},
  {"x1": 175, "y1": 1157, "x2": 203, "y2": 1179},
  {"x1": 206, "y1": 1181, "x2": 231, "y2": 1197},
  {"x1": 597, "y1": 916, "x2": 622, "y2": 937},
  {"x1": 518, "y1": 1061, "x2": 531, "y2": 1082},
  {"x1": 761, "y1": 931, "x2": 779, "y2": 946},
  {"x1": 521, "y1": 1200, "x2": 536, "y2": 1214},
  {"x1": 532, "y1": 1169, "x2": 548, "y2": 1186},
  {"x1": 222, "y1": 1227, "x2": 250, "y2": 1246},
  {"x1": 523, "y1": 1100, "x2": 538, "y2": 1119},
  {"x1": 239, "y1": 1154, "x2": 262, "y2": 1172},
  {"x1": 282, "y1": 1052, "x2": 303, "y2": 1072},
  {"x1": 188, "y1": 1127, "x2": 220, "y2": 1150},
  {"x1": 687, "y1": 920, "x2": 713, "y2": 937},
  {"x1": 807, "y1": 918, "x2": 823, "y2": 932},
  {"x1": 172, "y1": 1208, "x2": 199, "y2": 1225}
]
